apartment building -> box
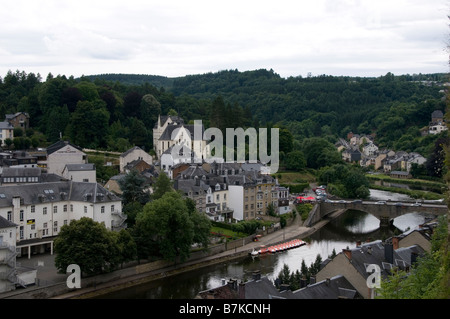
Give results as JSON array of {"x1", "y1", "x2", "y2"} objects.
[{"x1": 0, "y1": 180, "x2": 126, "y2": 259}]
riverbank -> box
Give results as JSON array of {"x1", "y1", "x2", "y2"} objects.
[
  {"x1": 0, "y1": 209, "x2": 344, "y2": 300},
  {"x1": 53, "y1": 210, "x2": 347, "y2": 299}
]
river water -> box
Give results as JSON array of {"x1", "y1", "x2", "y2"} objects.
[{"x1": 95, "y1": 189, "x2": 437, "y2": 299}]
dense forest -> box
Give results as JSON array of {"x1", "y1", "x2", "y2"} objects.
[{"x1": 0, "y1": 69, "x2": 447, "y2": 162}]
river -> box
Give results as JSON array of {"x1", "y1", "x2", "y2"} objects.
[{"x1": 95, "y1": 189, "x2": 438, "y2": 299}]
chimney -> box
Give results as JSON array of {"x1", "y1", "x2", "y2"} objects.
[
  {"x1": 252, "y1": 270, "x2": 261, "y2": 281},
  {"x1": 343, "y1": 249, "x2": 352, "y2": 261},
  {"x1": 279, "y1": 284, "x2": 290, "y2": 292},
  {"x1": 300, "y1": 277, "x2": 307, "y2": 288},
  {"x1": 309, "y1": 276, "x2": 316, "y2": 285},
  {"x1": 384, "y1": 242, "x2": 394, "y2": 264},
  {"x1": 239, "y1": 281, "x2": 245, "y2": 299},
  {"x1": 325, "y1": 278, "x2": 331, "y2": 286},
  {"x1": 392, "y1": 236, "x2": 399, "y2": 250},
  {"x1": 227, "y1": 279, "x2": 238, "y2": 291}
]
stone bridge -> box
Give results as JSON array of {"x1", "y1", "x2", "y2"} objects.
[{"x1": 305, "y1": 200, "x2": 448, "y2": 227}]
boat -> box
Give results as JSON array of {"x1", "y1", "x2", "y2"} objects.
[{"x1": 250, "y1": 239, "x2": 306, "y2": 255}]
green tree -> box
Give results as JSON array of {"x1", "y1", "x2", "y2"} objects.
[
  {"x1": 135, "y1": 192, "x2": 196, "y2": 263},
  {"x1": 117, "y1": 169, "x2": 150, "y2": 206},
  {"x1": 66, "y1": 100, "x2": 110, "y2": 148},
  {"x1": 116, "y1": 229, "x2": 138, "y2": 268},
  {"x1": 140, "y1": 94, "x2": 161, "y2": 128},
  {"x1": 284, "y1": 150, "x2": 306, "y2": 171},
  {"x1": 378, "y1": 215, "x2": 449, "y2": 299},
  {"x1": 54, "y1": 217, "x2": 121, "y2": 276},
  {"x1": 151, "y1": 171, "x2": 173, "y2": 200}
]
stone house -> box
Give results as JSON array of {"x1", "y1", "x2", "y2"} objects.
[
  {"x1": 316, "y1": 239, "x2": 425, "y2": 299},
  {"x1": 5, "y1": 112, "x2": 30, "y2": 131}
]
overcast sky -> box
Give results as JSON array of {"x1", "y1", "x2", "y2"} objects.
[{"x1": 0, "y1": 0, "x2": 449, "y2": 79}]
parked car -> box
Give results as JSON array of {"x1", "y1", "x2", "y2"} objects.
[{"x1": 375, "y1": 201, "x2": 386, "y2": 205}]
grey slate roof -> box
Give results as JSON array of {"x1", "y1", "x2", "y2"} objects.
[
  {"x1": 289, "y1": 275, "x2": 361, "y2": 299},
  {"x1": 197, "y1": 274, "x2": 361, "y2": 299},
  {"x1": 64, "y1": 163, "x2": 95, "y2": 171},
  {"x1": 344, "y1": 240, "x2": 425, "y2": 280},
  {"x1": 0, "y1": 121, "x2": 13, "y2": 129},
  {"x1": 120, "y1": 146, "x2": 145, "y2": 158},
  {"x1": 1, "y1": 167, "x2": 42, "y2": 177},
  {"x1": 0, "y1": 181, "x2": 121, "y2": 208},
  {"x1": 46, "y1": 140, "x2": 83, "y2": 155},
  {"x1": 159, "y1": 123, "x2": 204, "y2": 141},
  {"x1": 0, "y1": 214, "x2": 17, "y2": 229}
]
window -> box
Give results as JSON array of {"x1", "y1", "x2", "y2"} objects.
[
  {"x1": 111, "y1": 205, "x2": 115, "y2": 212},
  {"x1": 19, "y1": 226, "x2": 24, "y2": 239},
  {"x1": 101, "y1": 206, "x2": 105, "y2": 214},
  {"x1": 43, "y1": 207, "x2": 47, "y2": 215},
  {"x1": 53, "y1": 206, "x2": 58, "y2": 214},
  {"x1": 31, "y1": 205, "x2": 35, "y2": 213},
  {"x1": 84, "y1": 206, "x2": 87, "y2": 213},
  {"x1": 70, "y1": 204, "x2": 73, "y2": 212},
  {"x1": 63, "y1": 205, "x2": 67, "y2": 212},
  {"x1": 7, "y1": 211, "x2": 12, "y2": 221},
  {"x1": 20, "y1": 210, "x2": 24, "y2": 221}
]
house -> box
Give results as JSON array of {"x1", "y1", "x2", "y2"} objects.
[
  {"x1": 316, "y1": 239, "x2": 425, "y2": 299},
  {"x1": 342, "y1": 147, "x2": 361, "y2": 163},
  {"x1": 196, "y1": 271, "x2": 361, "y2": 299},
  {"x1": 390, "y1": 170, "x2": 412, "y2": 179},
  {"x1": 428, "y1": 110, "x2": 448, "y2": 135},
  {"x1": 374, "y1": 150, "x2": 395, "y2": 170},
  {"x1": 62, "y1": 163, "x2": 96, "y2": 183},
  {"x1": 0, "y1": 215, "x2": 17, "y2": 293},
  {"x1": 0, "y1": 121, "x2": 14, "y2": 147},
  {"x1": 0, "y1": 180, "x2": 126, "y2": 259},
  {"x1": 123, "y1": 159, "x2": 152, "y2": 174},
  {"x1": 160, "y1": 144, "x2": 198, "y2": 179},
  {"x1": 403, "y1": 152, "x2": 427, "y2": 172},
  {"x1": 153, "y1": 114, "x2": 206, "y2": 160},
  {"x1": 5, "y1": 112, "x2": 30, "y2": 131},
  {"x1": 119, "y1": 146, "x2": 153, "y2": 173},
  {"x1": 0, "y1": 167, "x2": 42, "y2": 185},
  {"x1": 104, "y1": 174, "x2": 126, "y2": 195},
  {"x1": 45, "y1": 141, "x2": 87, "y2": 177},
  {"x1": 362, "y1": 142, "x2": 378, "y2": 157},
  {"x1": 152, "y1": 115, "x2": 185, "y2": 157}
]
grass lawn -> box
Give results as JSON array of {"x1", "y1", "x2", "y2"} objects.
[{"x1": 210, "y1": 226, "x2": 246, "y2": 238}]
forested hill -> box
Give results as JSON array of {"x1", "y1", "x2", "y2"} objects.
[
  {"x1": 83, "y1": 73, "x2": 175, "y2": 88},
  {"x1": 0, "y1": 69, "x2": 448, "y2": 157}
]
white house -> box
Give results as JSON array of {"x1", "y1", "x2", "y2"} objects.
[
  {"x1": 160, "y1": 144, "x2": 200, "y2": 179},
  {"x1": 62, "y1": 163, "x2": 97, "y2": 183},
  {"x1": 205, "y1": 182, "x2": 232, "y2": 222},
  {"x1": 0, "y1": 215, "x2": 17, "y2": 293},
  {"x1": 119, "y1": 146, "x2": 153, "y2": 173},
  {"x1": 153, "y1": 115, "x2": 185, "y2": 157},
  {"x1": 228, "y1": 185, "x2": 244, "y2": 221},
  {"x1": 153, "y1": 115, "x2": 207, "y2": 160},
  {"x1": 0, "y1": 180, "x2": 126, "y2": 259},
  {"x1": 429, "y1": 123, "x2": 447, "y2": 135},
  {"x1": 362, "y1": 142, "x2": 379, "y2": 157},
  {"x1": 45, "y1": 141, "x2": 87, "y2": 177},
  {"x1": 0, "y1": 121, "x2": 14, "y2": 147}
]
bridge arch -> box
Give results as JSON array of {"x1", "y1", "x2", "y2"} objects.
[{"x1": 312, "y1": 200, "x2": 447, "y2": 227}]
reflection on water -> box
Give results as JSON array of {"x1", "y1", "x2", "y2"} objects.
[{"x1": 96, "y1": 190, "x2": 435, "y2": 299}]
